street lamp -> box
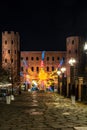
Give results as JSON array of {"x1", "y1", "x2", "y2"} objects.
[
  {"x1": 84, "y1": 42, "x2": 87, "y2": 83},
  {"x1": 61, "y1": 67, "x2": 66, "y2": 96},
  {"x1": 69, "y1": 57, "x2": 76, "y2": 104},
  {"x1": 9, "y1": 76, "x2": 14, "y2": 100},
  {"x1": 80, "y1": 42, "x2": 87, "y2": 102},
  {"x1": 57, "y1": 69, "x2": 61, "y2": 94},
  {"x1": 9, "y1": 75, "x2": 14, "y2": 100},
  {"x1": 84, "y1": 42, "x2": 87, "y2": 54}
]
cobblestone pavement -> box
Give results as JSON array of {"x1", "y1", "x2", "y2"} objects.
[{"x1": 0, "y1": 91, "x2": 87, "y2": 130}]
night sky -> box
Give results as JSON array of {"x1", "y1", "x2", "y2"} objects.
[{"x1": 0, "y1": 0, "x2": 87, "y2": 51}]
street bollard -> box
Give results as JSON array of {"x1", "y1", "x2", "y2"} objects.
[
  {"x1": 10, "y1": 95, "x2": 15, "y2": 101},
  {"x1": 6, "y1": 96, "x2": 11, "y2": 104},
  {"x1": 71, "y1": 95, "x2": 75, "y2": 105}
]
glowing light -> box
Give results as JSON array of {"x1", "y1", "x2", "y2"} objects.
[
  {"x1": 41, "y1": 51, "x2": 45, "y2": 60},
  {"x1": 57, "y1": 70, "x2": 61, "y2": 76},
  {"x1": 84, "y1": 42, "x2": 87, "y2": 50},
  {"x1": 61, "y1": 67, "x2": 66, "y2": 73},
  {"x1": 58, "y1": 58, "x2": 64, "y2": 68},
  {"x1": 26, "y1": 74, "x2": 30, "y2": 79},
  {"x1": 68, "y1": 58, "x2": 76, "y2": 66},
  {"x1": 84, "y1": 42, "x2": 87, "y2": 54},
  {"x1": 38, "y1": 68, "x2": 47, "y2": 80},
  {"x1": 32, "y1": 80, "x2": 37, "y2": 86}
]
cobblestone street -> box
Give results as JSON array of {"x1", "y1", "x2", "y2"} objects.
[{"x1": 0, "y1": 91, "x2": 87, "y2": 130}]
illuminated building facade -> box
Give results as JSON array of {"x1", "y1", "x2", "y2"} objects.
[
  {"x1": 2, "y1": 31, "x2": 85, "y2": 95},
  {"x1": 20, "y1": 51, "x2": 66, "y2": 88}
]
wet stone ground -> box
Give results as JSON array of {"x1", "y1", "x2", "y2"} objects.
[{"x1": 0, "y1": 91, "x2": 87, "y2": 130}]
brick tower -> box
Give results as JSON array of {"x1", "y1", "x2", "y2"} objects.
[
  {"x1": 66, "y1": 36, "x2": 80, "y2": 97},
  {"x1": 2, "y1": 31, "x2": 20, "y2": 87},
  {"x1": 66, "y1": 36, "x2": 79, "y2": 78}
]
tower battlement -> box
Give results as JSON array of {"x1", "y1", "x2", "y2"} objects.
[{"x1": 2, "y1": 31, "x2": 19, "y2": 36}]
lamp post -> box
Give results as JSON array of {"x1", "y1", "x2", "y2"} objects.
[
  {"x1": 61, "y1": 67, "x2": 66, "y2": 96},
  {"x1": 10, "y1": 44, "x2": 14, "y2": 100},
  {"x1": 81, "y1": 42, "x2": 87, "y2": 102},
  {"x1": 69, "y1": 58, "x2": 76, "y2": 104},
  {"x1": 57, "y1": 69, "x2": 61, "y2": 94},
  {"x1": 84, "y1": 42, "x2": 87, "y2": 54},
  {"x1": 84, "y1": 42, "x2": 87, "y2": 83},
  {"x1": 9, "y1": 76, "x2": 14, "y2": 100}
]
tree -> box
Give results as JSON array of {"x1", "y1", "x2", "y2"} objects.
[{"x1": 0, "y1": 67, "x2": 10, "y2": 83}]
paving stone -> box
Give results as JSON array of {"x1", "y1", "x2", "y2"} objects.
[
  {"x1": 0, "y1": 91, "x2": 87, "y2": 129},
  {"x1": 74, "y1": 127, "x2": 87, "y2": 130},
  {"x1": 61, "y1": 128, "x2": 74, "y2": 130}
]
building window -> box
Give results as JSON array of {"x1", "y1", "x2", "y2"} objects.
[
  {"x1": 72, "y1": 40, "x2": 74, "y2": 44},
  {"x1": 21, "y1": 57, "x2": 23, "y2": 60},
  {"x1": 31, "y1": 67, "x2": 34, "y2": 71},
  {"x1": 11, "y1": 59, "x2": 13, "y2": 63},
  {"x1": 52, "y1": 66, "x2": 54, "y2": 71},
  {"x1": 75, "y1": 49, "x2": 77, "y2": 54},
  {"x1": 8, "y1": 50, "x2": 10, "y2": 53},
  {"x1": 63, "y1": 57, "x2": 65, "y2": 61},
  {"x1": 36, "y1": 57, "x2": 39, "y2": 60},
  {"x1": 5, "y1": 40, "x2": 7, "y2": 44},
  {"x1": 47, "y1": 57, "x2": 49, "y2": 61},
  {"x1": 5, "y1": 59, "x2": 7, "y2": 63},
  {"x1": 15, "y1": 50, "x2": 16, "y2": 54},
  {"x1": 47, "y1": 66, "x2": 49, "y2": 71},
  {"x1": 11, "y1": 40, "x2": 13, "y2": 44},
  {"x1": 31, "y1": 57, "x2": 34, "y2": 60},
  {"x1": 52, "y1": 57, "x2": 54, "y2": 61},
  {"x1": 36, "y1": 67, "x2": 39, "y2": 72},
  {"x1": 57, "y1": 57, "x2": 60, "y2": 60},
  {"x1": 26, "y1": 57, "x2": 28, "y2": 60}
]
